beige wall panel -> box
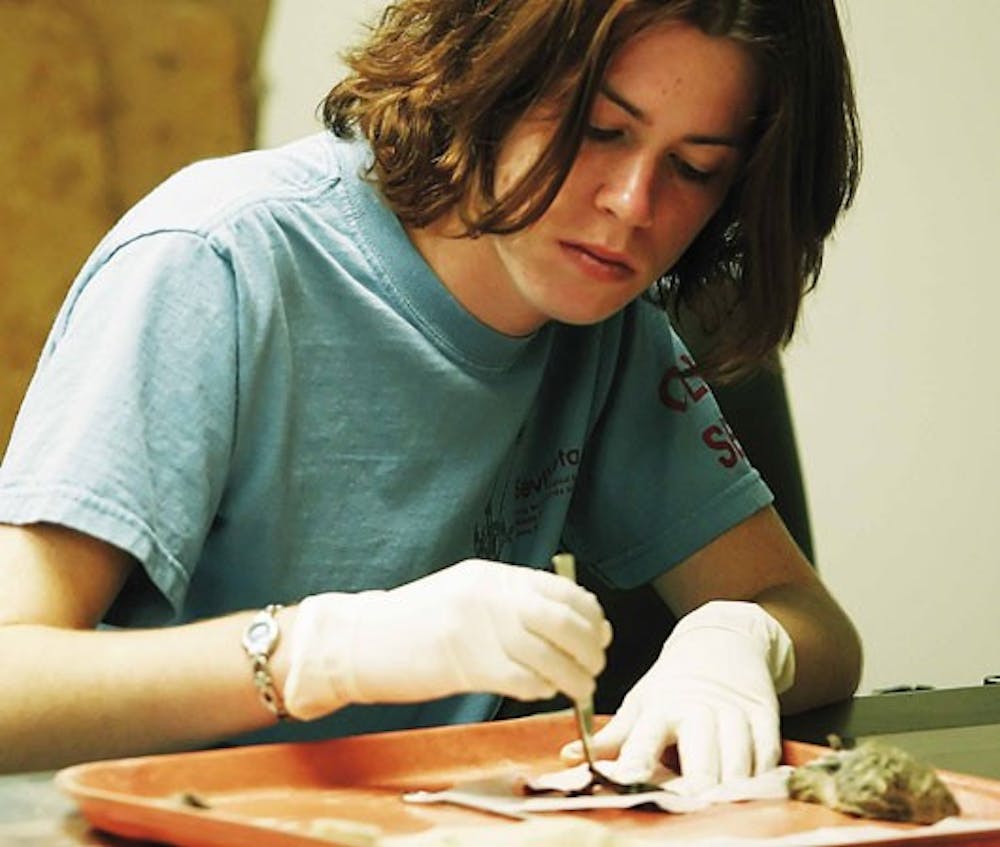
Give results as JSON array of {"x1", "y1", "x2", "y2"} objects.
[
  {"x1": 1, "y1": 0, "x2": 270, "y2": 450},
  {"x1": 73, "y1": 0, "x2": 257, "y2": 213},
  {"x1": 0, "y1": 0, "x2": 111, "y2": 448}
]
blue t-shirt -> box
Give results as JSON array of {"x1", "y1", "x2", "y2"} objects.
[{"x1": 0, "y1": 133, "x2": 772, "y2": 745}]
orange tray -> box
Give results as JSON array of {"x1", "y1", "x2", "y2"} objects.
[{"x1": 56, "y1": 712, "x2": 1000, "y2": 846}]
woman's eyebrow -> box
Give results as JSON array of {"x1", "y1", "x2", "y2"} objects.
[
  {"x1": 600, "y1": 83, "x2": 743, "y2": 148},
  {"x1": 601, "y1": 83, "x2": 648, "y2": 123}
]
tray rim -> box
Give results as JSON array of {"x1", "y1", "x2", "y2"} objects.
[{"x1": 55, "y1": 712, "x2": 1000, "y2": 847}]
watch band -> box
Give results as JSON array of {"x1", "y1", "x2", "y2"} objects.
[{"x1": 242, "y1": 604, "x2": 291, "y2": 720}]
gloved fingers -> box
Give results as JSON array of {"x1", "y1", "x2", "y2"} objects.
[
  {"x1": 559, "y1": 695, "x2": 639, "y2": 763},
  {"x1": 514, "y1": 588, "x2": 610, "y2": 678},
  {"x1": 748, "y1": 704, "x2": 783, "y2": 774},
  {"x1": 588, "y1": 700, "x2": 642, "y2": 755},
  {"x1": 529, "y1": 567, "x2": 609, "y2": 629},
  {"x1": 604, "y1": 706, "x2": 683, "y2": 785},
  {"x1": 714, "y1": 703, "x2": 754, "y2": 783},
  {"x1": 503, "y1": 629, "x2": 598, "y2": 704},
  {"x1": 528, "y1": 611, "x2": 609, "y2": 679},
  {"x1": 559, "y1": 739, "x2": 583, "y2": 763},
  {"x1": 671, "y1": 705, "x2": 721, "y2": 792},
  {"x1": 490, "y1": 657, "x2": 560, "y2": 701},
  {"x1": 470, "y1": 564, "x2": 608, "y2": 660},
  {"x1": 521, "y1": 570, "x2": 612, "y2": 660}
]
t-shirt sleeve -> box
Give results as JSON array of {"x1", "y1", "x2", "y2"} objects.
[
  {"x1": 0, "y1": 231, "x2": 239, "y2": 621},
  {"x1": 563, "y1": 303, "x2": 773, "y2": 589}
]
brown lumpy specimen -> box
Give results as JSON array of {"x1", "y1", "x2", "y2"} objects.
[{"x1": 787, "y1": 739, "x2": 961, "y2": 825}]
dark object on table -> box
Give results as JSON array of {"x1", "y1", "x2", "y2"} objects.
[{"x1": 787, "y1": 737, "x2": 961, "y2": 825}]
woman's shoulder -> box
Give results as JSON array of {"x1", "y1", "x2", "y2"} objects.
[{"x1": 100, "y1": 133, "x2": 359, "y2": 244}]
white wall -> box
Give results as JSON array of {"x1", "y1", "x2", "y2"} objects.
[
  {"x1": 783, "y1": 0, "x2": 1000, "y2": 693},
  {"x1": 257, "y1": 0, "x2": 383, "y2": 146},
  {"x1": 258, "y1": 1, "x2": 1000, "y2": 694}
]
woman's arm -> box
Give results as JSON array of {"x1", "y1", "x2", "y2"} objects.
[
  {"x1": 1, "y1": 522, "x2": 613, "y2": 774},
  {"x1": 653, "y1": 505, "x2": 862, "y2": 713},
  {"x1": 564, "y1": 505, "x2": 861, "y2": 785},
  {"x1": 0, "y1": 523, "x2": 287, "y2": 773}
]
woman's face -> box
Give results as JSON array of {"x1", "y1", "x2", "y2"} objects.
[{"x1": 444, "y1": 20, "x2": 760, "y2": 336}]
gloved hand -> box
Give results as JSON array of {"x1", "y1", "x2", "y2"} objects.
[
  {"x1": 283, "y1": 559, "x2": 612, "y2": 721},
  {"x1": 561, "y1": 600, "x2": 795, "y2": 790}
]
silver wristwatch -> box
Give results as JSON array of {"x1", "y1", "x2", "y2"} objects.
[{"x1": 242, "y1": 604, "x2": 290, "y2": 720}]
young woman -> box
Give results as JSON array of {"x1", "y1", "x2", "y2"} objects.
[{"x1": 0, "y1": 0, "x2": 862, "y2": 787}]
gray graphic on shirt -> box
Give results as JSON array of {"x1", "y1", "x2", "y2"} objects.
[
  {"x1": 472, "y1": 432, "x2": 519, "y2": 560},
  {"x1": 472, "y1": 432, "x2": 582, "y2": 560},
  {"x1": 473, "y1": 499, "x2": 516, "y2": 560}
]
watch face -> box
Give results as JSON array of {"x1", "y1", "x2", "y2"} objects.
[{"x1": 244, "y1": 616, "x2": 277, "y2": 655}]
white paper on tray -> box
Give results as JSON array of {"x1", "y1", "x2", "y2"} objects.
[
  {"x1": 403, "y1": 761, "x2": 793, "y2": 816},
  {"x1": 402, "y1": 763, "x2": 998, "y2": 845}
]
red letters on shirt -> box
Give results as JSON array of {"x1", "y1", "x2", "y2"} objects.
[{"x1": 658, "y1": 355, "x2": 708, "y2": 412}]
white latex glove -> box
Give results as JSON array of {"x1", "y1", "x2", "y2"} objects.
[
  {"x1": 283, "y1": 559, "x2": 612, "y2": 721},
  {"x1": 561, "y1": 600, "x2": 795, "y2": 790}
]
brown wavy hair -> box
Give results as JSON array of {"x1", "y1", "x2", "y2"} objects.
[{"x1": 323, "y1": 0, "x2": 861, "y2": 380}]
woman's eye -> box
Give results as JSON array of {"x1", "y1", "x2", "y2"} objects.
[
  {"x1": 670, "y1": 154, "x2": 714, "y2": 185},
  {"x1": 584, "y1": 125, "x2": 622, "y2": 142}
]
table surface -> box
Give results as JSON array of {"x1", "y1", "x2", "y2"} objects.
[
  {"x1": 3, "y1": 685, "x2": 999, "y2": 846},
  {"x1": 781, "y1": 683, "x2": 1000, "y2": 778},
  {"x1": 0, "y1": 770, "x2": 125, "y2": 846}
]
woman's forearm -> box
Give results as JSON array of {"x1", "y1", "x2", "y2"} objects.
[
  {"x1": 0, "y1": 608, "x2": 296, "y2": 773},
  {"x1": 757, "y1": 581, "x2": 863, "y2": 715}
]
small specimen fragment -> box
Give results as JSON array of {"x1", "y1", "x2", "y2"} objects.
[{"x1": 177, "y1": 791, "x2": 212, "y2": 809}]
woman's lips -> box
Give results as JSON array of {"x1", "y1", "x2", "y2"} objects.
[{"x1": 560, "y1": 241, "x2": 635, "y2": 280}]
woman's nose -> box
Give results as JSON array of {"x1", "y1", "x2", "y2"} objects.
[{"x1": 595, "y1": 157, "x2": 656, "y2": 229}]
